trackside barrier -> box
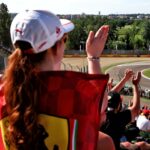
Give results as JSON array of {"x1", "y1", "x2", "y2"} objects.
[{"x1": 61, "y1": 62, "x2": 88, "y2": 73}]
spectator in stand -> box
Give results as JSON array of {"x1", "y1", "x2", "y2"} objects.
[
  {"x1": 100, "y1": 70, "x2": 141, "y2": 150},
  {"x1": 97, "y1": 91, "x2": 116, "y2": 150},
  {"x1": 136, "y1": 109, "x2": 150, "y2": 132},
  {"x1": 120, "y1": 141, "x2": 150, "y2": 150},
  {"x1": 110, "y1": 69, "x2": 134, "y2": 94}
]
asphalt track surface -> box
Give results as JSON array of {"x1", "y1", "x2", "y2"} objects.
[{"x1": 106, "y1": 61, "x2": 150, "y2": 90}]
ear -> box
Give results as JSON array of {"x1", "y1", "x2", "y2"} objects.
[
  {"x1": 51, "y1": 42, "x2": 59, "y2": 55},
  {"x1": 54, "y1": 40, "x2": 63, "y2": 54},
  {"x1": 56, "y1": 40, "x2": 62, "y2": 48}
]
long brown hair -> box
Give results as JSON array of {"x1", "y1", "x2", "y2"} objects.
[{"x1": 3, "y1": 41, "x2": 48, "y2": 150}]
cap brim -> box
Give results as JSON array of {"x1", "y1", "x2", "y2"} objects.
[{"x1": 60, "y1": 19, "x2": 75, "y2": 33}]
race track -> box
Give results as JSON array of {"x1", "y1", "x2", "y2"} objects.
[{"x1": 106, "y1": 61, "x2": 150, "y2": 90}]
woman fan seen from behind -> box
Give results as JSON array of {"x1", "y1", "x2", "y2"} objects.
[{"x1": 0, "y1": 10, "x2": 109, "y2": 150}]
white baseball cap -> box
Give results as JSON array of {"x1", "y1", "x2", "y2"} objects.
[{"x1": 10, "y1": 10, "x2": 75, "y2": 53}]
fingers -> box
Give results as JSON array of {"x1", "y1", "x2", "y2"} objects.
[
  {"x1": 134, "y1": 72, "x2": 141, "y2": 80},
  {"x1": 124, "y1": 69, "x2": 134, "y2": 81},
  {"x1": 86, "y1": 31, "x2": 94, "y2": 45},
  {"x1": 101, "y1": 26, "x2": 109, "y2": 44},
  {"x1": 137, "y1": 71, "x2": 141, "y2": 81},
  {"x1": 132, "y1": 71, "x2": 141, "y2": 85},
  {"x1": 86, "y1": 25, "x2": 109, "y2": 57},
  {"x1": 95, "y1": 25, "x2": 109, "y2": 38},
  {"x1": 95, "y1": 26, "x2": 104, "y2": 38},
  {"x1": 86, "y1": 25, "x2": 109, "y2": 44},
  {"x1": 125, "y1": 69, "x2": 133, "y2": 74}
]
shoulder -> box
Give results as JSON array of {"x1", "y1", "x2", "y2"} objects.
[
  {"x1": 118, "y1": 109, "x2": 131, "y2": 118},
  {"x1": 110, "y1": 110, "x2": 132, "y2": 126},
  {"x1": 97, "y1": 131, "x2": 115, "y2": 150}
]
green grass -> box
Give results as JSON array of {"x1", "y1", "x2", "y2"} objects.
[{"x1": 143, "y1": 69, "x2": 150, "y2": 78}]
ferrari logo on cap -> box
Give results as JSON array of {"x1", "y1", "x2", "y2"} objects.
[
  {"x1": 56, "y1": 27, "x2": 61, "y2": 36},
  {"x1": 15, "y1": 29, "x2": 22, "y2": 34}
]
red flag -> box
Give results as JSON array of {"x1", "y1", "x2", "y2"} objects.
[
  {"x1": 0, "y1": 129, "x2": 5, "y2": 150},
  {"x1": 0, "y1": 71, "x2": 109, "y2": 150},
  {"x1": 38, "y1": 71, "x2": 109, "y2": 150}
]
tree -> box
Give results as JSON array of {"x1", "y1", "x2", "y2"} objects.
[
  {"x1": 140, "y1": 20, "x2": 150, "y2": 49},
  {"x1": 134, "y1": 34, "x2": 145, "y2": 50},
  {"x1": 0, "y1": 3, "x2": 11, "y2": 49},
  {"x1": 67, "y1": 18, "x2": 87, "y2": 50}
]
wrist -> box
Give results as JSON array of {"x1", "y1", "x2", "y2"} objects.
[
  {"x1": 133, "y1": 84, "x2": 140, "y2": 90},
  {"x1": 87, "y1": 56, "x2": 100, "y2": 61}
]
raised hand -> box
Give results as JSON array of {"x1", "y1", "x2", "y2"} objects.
[
  {"x1": 132, "y1": 72, "x2": 141, "y2": 86},
  {"x1": 86, "y1": 25, "x2": 109, "y2": 57},
  {"x1": 124, "y1": 69, "x2": 134, "y2": 81}
]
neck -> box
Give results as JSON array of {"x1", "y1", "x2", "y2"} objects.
[
  {"x1": 37, "y1": 59, "x2": 61, "y2": 71},
  {"x1": 37, "y1": 49, "x2": 62, "y2": 71}
]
